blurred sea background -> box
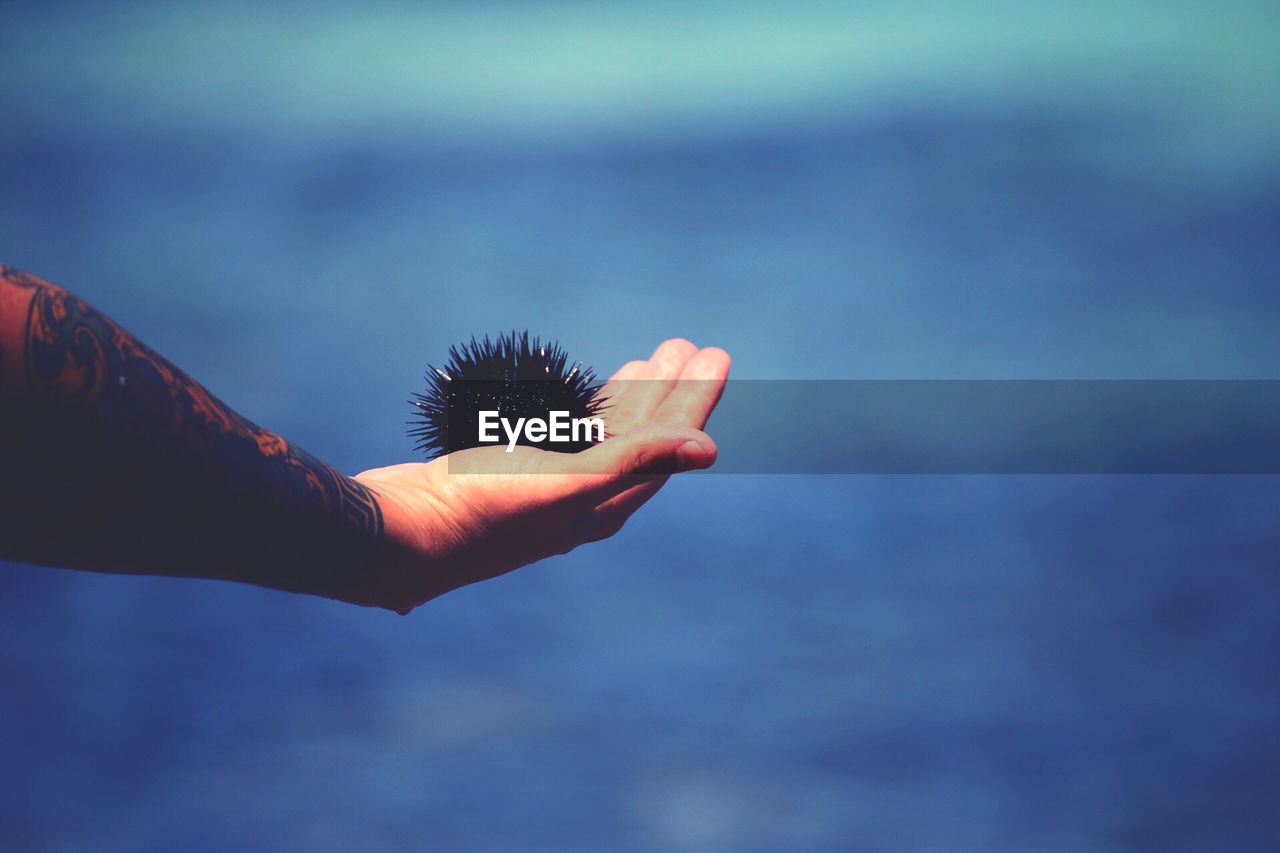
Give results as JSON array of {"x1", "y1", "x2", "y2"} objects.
[{"x1": 3, "y1": 1, "x2": 1280, "y2": 850}]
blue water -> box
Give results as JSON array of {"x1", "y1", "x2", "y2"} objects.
[{"x1": 3, "y1": 3, "x2": 1280, "y2": 850}]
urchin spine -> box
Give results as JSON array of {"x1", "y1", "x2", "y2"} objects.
[{"x1": 409, "y1": 331, "x2": 606, "y2": 458}]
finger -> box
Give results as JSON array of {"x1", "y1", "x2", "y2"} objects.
[
  {"x1": 591, "y1": 350, "x2": 728, "y2": 522},
  {"x1": 606, "y1": 339, "x2": 698, "y2": 434},
  {"x1": 649, "y1": 337, "x2": 699, "y2": 381},
  {"x1": 608, "y1": 359, "x2": 651, "y2": 382},
  {"x1": 652, "y1": 347, "x2": 731, "y2": 429},
  {"x1": 577, "y1": 492, "x2": 653, "y2": 543},
  {"x1": 587, "y1": 477, "x2": 667, "y2": 539},
  {"x1": 597, "y1": 359, "x2": 652, "y2": 435},
  {"x1": 552, "y1": 423, "x2": 717, "y2": 505}
]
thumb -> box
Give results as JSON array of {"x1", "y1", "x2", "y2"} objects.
[{"x1": 557, "y1": 424, "x2": 717, "y2": 500}]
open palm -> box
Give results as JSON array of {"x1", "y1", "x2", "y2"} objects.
[{"x1": 349, "y1": 339, "x2": 730, "y2": 612}]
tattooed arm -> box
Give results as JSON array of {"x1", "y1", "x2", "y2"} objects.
[
  {"x1": 0, "y1": 264, "x2": 730, "y2": 614},
  {"x1": 0, "y1": 264, "x2": 387, "y2": 602}
]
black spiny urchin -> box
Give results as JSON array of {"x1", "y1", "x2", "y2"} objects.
[{"x1": 409, "y1": 331, "x2": 608, "y2": 459}]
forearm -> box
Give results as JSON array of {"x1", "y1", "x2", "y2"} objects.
[{"x1": 0, "y1": 264, "x2": 385, "y2": 601}]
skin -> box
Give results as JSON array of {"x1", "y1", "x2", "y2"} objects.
[{"x1": 0, "y1": 264, "x2": 730, "y2": 613}]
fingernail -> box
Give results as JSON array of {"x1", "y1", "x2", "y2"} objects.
[{"x1": 677, "y1": 440, "x2": 707, "y2": 470}]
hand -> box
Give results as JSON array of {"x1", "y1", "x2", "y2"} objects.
[{"x1": 349, "y1": 339, "x2": 731, "y2": 613}]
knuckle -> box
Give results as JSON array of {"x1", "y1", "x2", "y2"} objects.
[{"x1": 627, "y1": 445, "x2": 658, "y2": 473}]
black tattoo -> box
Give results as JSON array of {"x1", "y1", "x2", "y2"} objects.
[{"x1": 0, "y1": 265, "x2": 383, "y2": 597}]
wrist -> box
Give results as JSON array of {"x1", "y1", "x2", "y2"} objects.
[{"x1": 340, "y1": 481, "x2": 457, "y2": 613}]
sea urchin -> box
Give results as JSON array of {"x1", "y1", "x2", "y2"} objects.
[{"x1": 409, "y1": 331, "x2": 608, "y2": 459}]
